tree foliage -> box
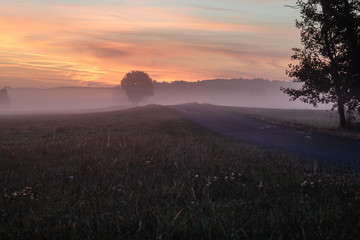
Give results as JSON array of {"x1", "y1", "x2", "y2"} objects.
[
  {"x1": 121, "y1": 71, "x2": 154, "y2": 104},
  {"x1": 282, "y1": 0, "x2": 360, "y2": 128},
  {"x1": 0, "y1": 87, "x2": 10, "y2": 109}
]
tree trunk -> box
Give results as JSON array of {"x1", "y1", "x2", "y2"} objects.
[{"x1": 338, "y1": 101, "x2": 347, "y2": 129}]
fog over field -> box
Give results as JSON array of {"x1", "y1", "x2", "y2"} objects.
[
  {"x1": 4, "y1": 87, "x2": 124, "y2": 113},
  {"x1": 150, "y1": 79, "x2": 320, "y2": 109},
  {"x1": 2, "y1": 78, "x2": 330, "y2": 114}
]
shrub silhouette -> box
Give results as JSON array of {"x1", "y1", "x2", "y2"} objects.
[{"x1": 0, "y1": 88, "x2": 10, "y2": 109}]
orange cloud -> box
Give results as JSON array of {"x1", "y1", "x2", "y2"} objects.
[{"x1": 0, "y1": 2, "x2": 298, "y2": 88}]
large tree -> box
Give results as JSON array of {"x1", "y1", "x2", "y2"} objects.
[
  {"x1": 121, "y1": 71, "x2": 154, "y2": 105},
  {"x1": 282, "y1": 0, "x2": 360, "y2": 128}
]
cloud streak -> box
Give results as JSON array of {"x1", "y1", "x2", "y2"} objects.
[{"x1": 0, "y1": 1, "x2": 299, "y2": 88}]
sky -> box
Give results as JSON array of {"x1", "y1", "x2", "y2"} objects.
[{"x1": 0, "y1": 0, "x2": 300, "y2": 88}]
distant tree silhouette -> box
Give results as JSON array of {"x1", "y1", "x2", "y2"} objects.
[
  {"x1": 0, "y1": 87, "x2": 10, "y2": 109},
  {"x1": 282, "y1": 0, "x2": 360, "y2": 128},
  {"x1": 121, "y1": 71, "x2": 154, "y2": 105}
]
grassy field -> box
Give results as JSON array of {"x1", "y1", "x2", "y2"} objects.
[
  {"x1": 222, "y1": 106, "x2": 339, "y2": 128},
  {"x1": 216, "y1": 105, "x2": 360, "y2": 139},
  {"x1": 1, "y1": 105, "x2": 359, "y2": 239}
]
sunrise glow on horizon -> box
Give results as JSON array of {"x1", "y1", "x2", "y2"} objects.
[{"x1": 0, "y1": 0, "x2": 300, "y2": 88}]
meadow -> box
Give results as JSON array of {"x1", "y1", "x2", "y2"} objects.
[
  {"x1": 219, "y1": 105, "x2": 360, "y2": 139},
  {"x1": 0, "y1": 105, "x2": 359, "y2": 239}
]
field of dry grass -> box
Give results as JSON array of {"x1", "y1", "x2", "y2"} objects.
[{"x1": 0, "y1": 105, "x2": 359, "y2": 239}]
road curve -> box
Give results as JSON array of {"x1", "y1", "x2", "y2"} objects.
[{"x1": 170, "y1": 103, "x2": 360, "y2": 170}]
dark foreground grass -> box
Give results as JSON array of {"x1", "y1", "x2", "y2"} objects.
[{"x1": 0, "y1": 105, "x2": 359, "y2": 239}]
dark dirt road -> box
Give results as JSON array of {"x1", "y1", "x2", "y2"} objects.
[{"x1": 171, "y1": 104, "x2": 360, "y2": 170}]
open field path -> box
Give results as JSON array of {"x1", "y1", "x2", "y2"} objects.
[{"x1": 170, "y1": 103, "x2": 360, "y2": 170}]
